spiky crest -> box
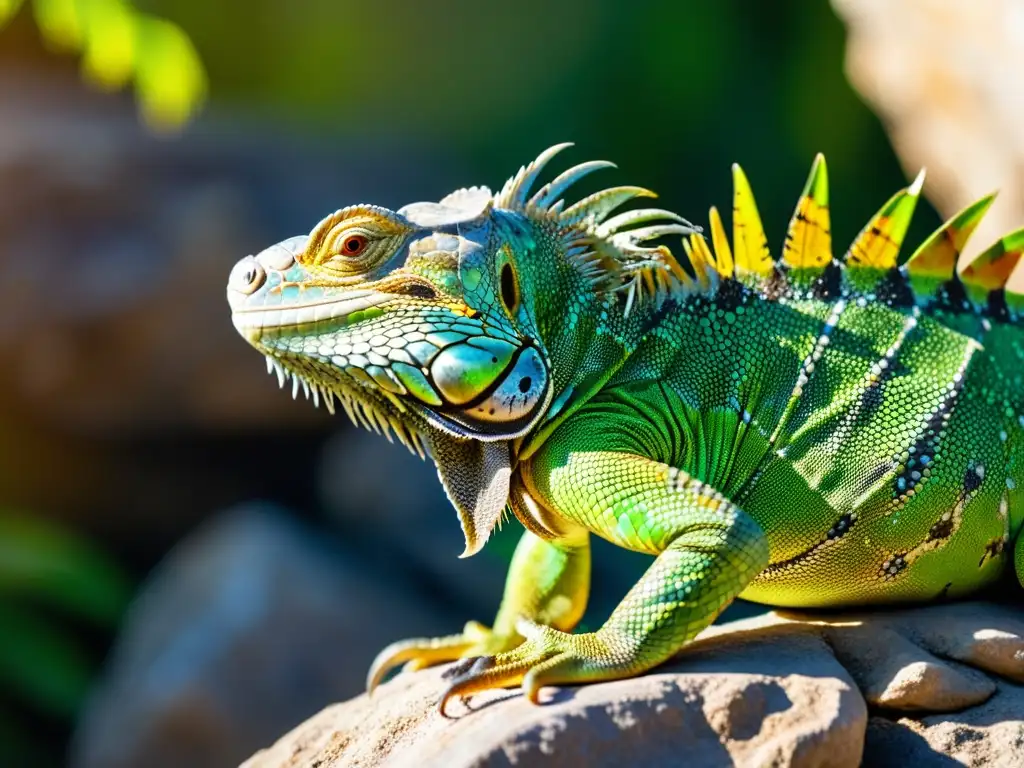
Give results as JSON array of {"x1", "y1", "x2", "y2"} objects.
[
  {"x1": 492, "y1": 144, "x2": 699, "y2": 316},
  {"x1": 782, "y1": 153, "x2": 832, "y2": 280},
  {"x1": 490, "y1": 145, "x2": 1024, "y2": 321}
]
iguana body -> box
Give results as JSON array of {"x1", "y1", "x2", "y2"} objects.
[{"x1": 227, "y1": 145, "x2": 1024, "y2": 712}]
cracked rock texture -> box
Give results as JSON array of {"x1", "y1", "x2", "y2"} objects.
[{"x1": 240, "y1": 601, "x2": 1024, "y2": 768}]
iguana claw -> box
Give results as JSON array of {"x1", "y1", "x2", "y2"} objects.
[
  {"x1": 437, "y1": 618, "x2": 640, "y2": 716},
  {"x1": 367, "y1": 620, "x2": 522, "y2": 695}
]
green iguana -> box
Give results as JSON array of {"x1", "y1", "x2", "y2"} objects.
[{"x1": 227, "y1": 145, "x2": 1024, "y2": 715}]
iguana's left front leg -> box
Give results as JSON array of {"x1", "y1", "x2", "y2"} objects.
[
  {"x1": 367, "y1": 527, "x2": 591, "y2": 692},
  {"x1": 440, "y1": 434, "x2": 770, "y2": 713}
]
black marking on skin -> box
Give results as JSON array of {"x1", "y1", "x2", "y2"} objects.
[
  {"x1": 875, "y1": 267, "x2": 915, "y2": 308},
  {"x1": 964, "y1": 465, "x2": 984, "y2": 494},
  {"x1": 826, "y1": 512, "x2": 855, "y2": 540},
  {"x1": 761, "y1": 511, "x2": 859, "y2": 577},
  {"x1": 879, "y1": 553, "x2": 908, "y2": 581},
  {"x1": 855, "y1": 462, "x2": 893, "y2": 496},
  {"x1": 893, "y1": 372, "x2": 965, "y2": 500},
  {"x1": 401, "y1": 282, "x2": 439, "y2": 300},
  {"x1": 928, "y1": 514, "x2": 955, "y2": 541},
  {"x1": 643, "y1": 296, "x2": 683, "y2": 334},
  {"x1": 979, "y1": 537, "x2": 1007, "y2": 568},
  {"x1": 936, "y1": 582, "x2": 953, "y2": 601},
  {"x1": 928, "y1": 278, "x2": 969, "y2": 315},
  {"x1": 859, "y1": 378, "x2": 886, "y2": 412},
  {"x1": 710, "y1": 278, "x2": 749, "y2": 313},
  {"x1": 986, "y1": 290, "x2": 1010, "y2": 322},
  {"x1": 809, "y1": 262, "x2": 842, "y2": 301},
  {"x1": 761, "y1": 266, "x2": 791, "y2": 301}
]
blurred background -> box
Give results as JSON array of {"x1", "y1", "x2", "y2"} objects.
[{"x1": 1, "y1": 0, "x2": 1021, "y2": 766}]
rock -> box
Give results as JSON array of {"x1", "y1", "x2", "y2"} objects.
[
  {"x1": 832, "y1": 0, "x2": 1024, "y2": 258},
  {"x1": 863, "y1": 679, "x2": 1024, "y2": 766},
  {"x1": 241, "y1": 601, "x2": 1024, "y2": 768},
  {"x1": 69, "y1": 504, "x2": 456, "y2": 768},
  {"x1": 242, "y1": 626, "x2": 866, "y2": 768}
]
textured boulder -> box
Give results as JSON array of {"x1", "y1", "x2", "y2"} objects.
[
  {"x1": 241, "y1": 625, "x2": 866, "y2": 768},
  {"x1": 241, "y1": 601, "x2": 1024, "y2": 767},
  {"x1": 69, "y1": 505, "x2": 460, "y2": 768}
]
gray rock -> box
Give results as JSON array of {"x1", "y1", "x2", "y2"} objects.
[
  {"x1": 240, "y1": 602, "x2": 1024, "y2": 768},
  {"x1": 241, "y1": 616, "x2": 868, "y2": 768},
  {"x1": 70, "y1": 504, "x2": 453, "y2": 768}
]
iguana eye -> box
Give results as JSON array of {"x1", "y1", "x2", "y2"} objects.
[{"x1": 340, "y1": 235, "x2": 368, "y2": 256}]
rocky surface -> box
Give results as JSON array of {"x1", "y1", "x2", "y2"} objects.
[
  {"x1": 833, "y1": 0, "x2": 1024, "y2": 259},
  {"x1": 241, "y1": 601, "x2": 1024, "y2": 768},
  {"x1": 69, "y1": 505, "x2": 463, "y2": 768}
]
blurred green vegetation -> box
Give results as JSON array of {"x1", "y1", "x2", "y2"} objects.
[
  {"x1": 0, "y1": 0, "x2": 205, "y2": 128},
  {"x1": 0, "y1": 510, "x2": 132, "y2": 765},
  {"x1": 143, "y1": 0, "x2": 935, "y2": 244}
]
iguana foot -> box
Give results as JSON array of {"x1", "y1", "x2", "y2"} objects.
[
  {"x1": 367, "y1": 620, "x2": 524, "y2": 694},
  {"x1": 438, "y1": 618, "x2": 642, "y2": 716}
]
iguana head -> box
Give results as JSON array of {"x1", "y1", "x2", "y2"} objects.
[{"x1": 227, "y1": 143, "x2": 694, "y2": 554}]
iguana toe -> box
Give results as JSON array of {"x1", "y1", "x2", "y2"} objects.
[
  {"x1": 437, "y1": 619, "x2": 645, "y2": 714},
  {"x1": 368, "y1": 620, "x2": 525, "y2": 695}
]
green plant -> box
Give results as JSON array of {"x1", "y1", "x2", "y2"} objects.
[
  {"x1": 0, "y1": 0, "x2": 206, "y2": 129},
  {"x1": 0, "y1": 509, "x2": 133, "y2": 764}
]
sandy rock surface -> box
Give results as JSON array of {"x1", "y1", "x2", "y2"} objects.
[
  {"x1": 833, "y1": 0, "x2": 1024, "y2": 261},
  {"x1": 241, "y1": 601, "x2": 1024, "y2": 768}
]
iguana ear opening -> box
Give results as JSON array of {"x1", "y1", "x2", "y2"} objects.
[{"x1": 428, "y1": 433, "x2": 511, "y2": 558}]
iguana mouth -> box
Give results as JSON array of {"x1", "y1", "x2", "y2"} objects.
[{"x1": 260, "y1": 351, "x2": 432, "y2": 457}]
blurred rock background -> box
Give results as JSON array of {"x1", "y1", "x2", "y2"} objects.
[{"x1": 0, "y1": 0, "x2": 1019, "y2": 766}]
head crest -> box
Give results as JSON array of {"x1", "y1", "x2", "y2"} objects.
[{"x1": 491, "y1": 143, "x2": 702, "y2": 315}]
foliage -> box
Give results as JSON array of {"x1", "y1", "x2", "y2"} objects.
[
  {"x1": 0, "y1": 510, "x2": 132, "y2": 762},
  {"x1": 0, "y1": 0, "x2": 206, "y2": 130}
]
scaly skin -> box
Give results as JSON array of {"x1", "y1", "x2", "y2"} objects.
[{"x1": 227, "y1": 145, "x2": 1024, "y2": 714}]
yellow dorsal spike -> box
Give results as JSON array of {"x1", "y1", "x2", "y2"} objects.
[
  {"x1": 731, "y1": 164, "x2": 774, "y2": 280},
  {"x1": 783, "y1": 153, "x2": 832, "y2": 271},
  {"x1": 1007, "y1": 252, "x2": 1024, "y2": 305},
  {"x1": 708, "y1": 206, "x2": 734, "y2": 278},
  {"x1": 683, "y1": 234, "x2": 715, "y2": 291},
  {"x1": 845, "y1": 170, "x2": 925, "y2": 270},
  {"x1": 960, "y1": 228, "x2": 1024, "y2": 291},
  {"x1": 903, "y1": 193, "x2": 997, "y2": 278}
]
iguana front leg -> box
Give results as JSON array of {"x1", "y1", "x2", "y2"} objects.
[
  {"x1": 1016, "y1": 525, "x2": 1024, "y2": 589},
  {"x1": 367, "y1": 528, "x2": 590, "y2": 692},
  {"x1": 439, "y1": 427, "x2": 770, "y2": 713}
]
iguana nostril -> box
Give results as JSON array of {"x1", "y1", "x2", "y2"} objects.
[
  {"x1": 229, "y1": 257, "x2": 266, "y2": 295},
  {"x1": 518, "y1": 376, "x2": 532, "y2": 393}
]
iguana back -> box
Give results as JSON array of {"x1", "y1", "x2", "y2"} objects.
[{"x1": 521, "y1": 153, "x2": 1024, "y2": 607}]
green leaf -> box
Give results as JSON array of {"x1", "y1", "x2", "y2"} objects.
[
  {"x1": 6, "y1": 0, "x2": 207, "y2": 130},
  {"x1": 0, "y1": 510, "x2": 132, "y2": 625},
  {"x1": 0, "y1": 602, "x2": 94, "y2": 717},
  {"x1": 80, "y1": 0, "x2": 136, "y2": 90},
  {"x1": 133, "y1": 14, "x2": 207, "y2": 131},
  {"x1": 0, "y1": 0, "x2": 25, "y2": 28},
  {"x1": 31, "y1": 0, "x2": 82, "y2": 50}
]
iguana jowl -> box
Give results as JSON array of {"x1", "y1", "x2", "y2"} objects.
[{"x1": 227, "y1": 145, "x2": 1024, "y2": 713}]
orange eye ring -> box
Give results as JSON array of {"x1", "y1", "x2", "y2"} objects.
[{"x1": 340, "y1": 234, "x2": 368, "y2": 256}]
